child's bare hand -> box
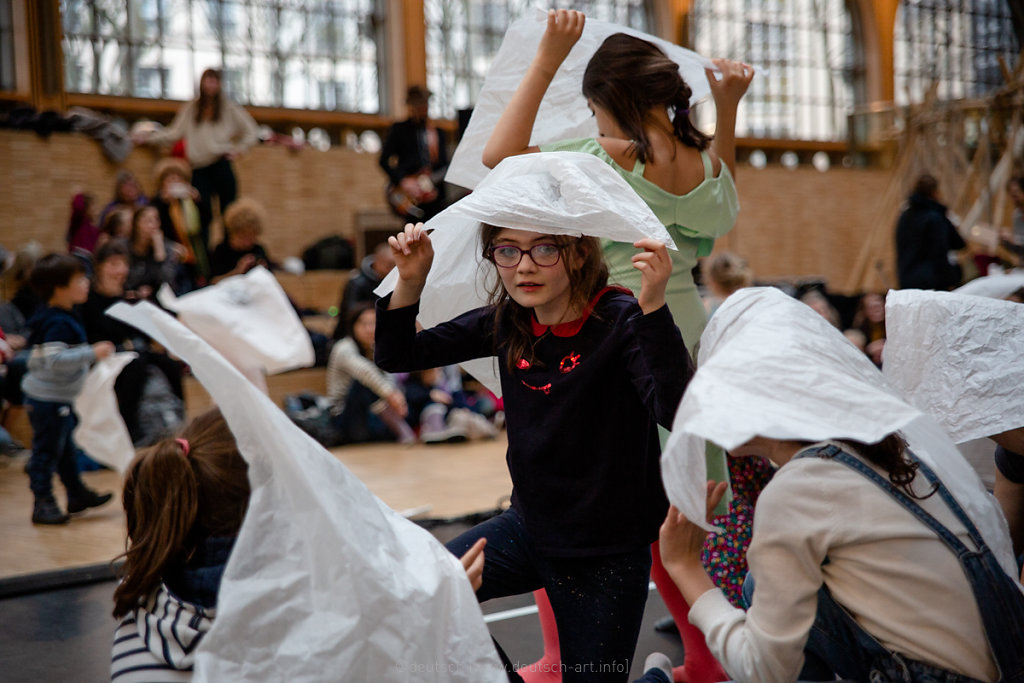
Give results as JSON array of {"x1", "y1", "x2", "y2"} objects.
[
  {"x1": 706, "y1": 59, "x2": 754, "y2": 108},
  {"x1": 535, "y1": 9, "x2": 585, "y2": 74},
  {"x1": 460, "y1": 538, "x2": 487, "y2": 592},
  {"x1": 92, "y1": 341, "x2": 115, "y2": 360},
  {"x1": 632, "y1": 239, "x2": 672, "y2": 314},
  {"x1": 389, "y1": 222, "x2": 434, "y2": 286},
  {"x1": 659, "y1": 481, "x2": 727, "y2": 569}
]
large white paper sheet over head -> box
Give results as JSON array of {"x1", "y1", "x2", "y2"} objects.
[
  {"x1": 954, "y1": 272, "x2": 1024, "y2": 300},
  {"x1": 884, "y1": 289, "x2": 1024, "y2": 444},
  {"x1": 661, "y1": 287, "x2": 1017, "y2": 572},
  {"x1": 106, "y1": 301, "x2": 505, "y2": 683},
  {"x1": 447, "y1": 9, "x2": 715, "y2": 189},
  {"x1": 157, "y1": 265, "x2": 314, "y2": 376},
  {"x1": 376, "y1": 152, "x2": 675, "y2": 395}
]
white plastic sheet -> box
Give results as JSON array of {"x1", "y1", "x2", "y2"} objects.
[
  {"x1": 661, "y1": 287, "x2": 1017, "y2": 575},
  {"x1": 883, "y1": 288, "x2": 1024, "y2": 444},
  {"x1": 72, "y1": 352, "x2": 137, "y2": 473},
  {"x1": 157, "y1": 266, "x2": 314, "y2": 377},
  {"x1": 375, "y1": 152, "x2": 676, "y2": 395},
  {"x1": 447, "y1": 9, "x2": 716, "y2": 190},
  {"x1": 954, "y1": 272, "x2": 1024, "y2": 300},
  {"x1": 106, "y1": 301, "x2": 505, "y2": 683}
]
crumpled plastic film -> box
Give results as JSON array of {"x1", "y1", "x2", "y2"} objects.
[
  {"x1": 375, "y1": 152, "x2": 676, "y2": 395},
  {"x1": 660, "y1": 287, "x2": 1018, "y2": 578},
  {"x1": 106, "y1": 301, "x2": 506, "y2": 683},
  {"x1": 446, "y1": 9, "x2": 716, "y2": 190},
  {"x1": 883, "y1": 288, "x2": 1024, "y2": 444},
  {"x1": 954, "y1": 272, "x2": 1024, "y2": 300},
  {"x1": 72, "y1": 352, "x2": 137, "y2": 473},
  {"x1": 157, "y1": 265, "x2": 314, "y2": 376}
]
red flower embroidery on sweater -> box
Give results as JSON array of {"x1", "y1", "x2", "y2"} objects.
[
  {"x1": 521, "y1": 380, "x2": 552, "y2": 395},
  {"x1": 516, "y1": 358, "x2": 531, "y2": 370},
  {"x1": 559, "y1": 352, "x2": 581, "y2": 374}
]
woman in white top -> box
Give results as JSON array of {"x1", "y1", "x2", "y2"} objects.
[{"x1": 135, "y1": 68, "x2": 260, "y2": 249}]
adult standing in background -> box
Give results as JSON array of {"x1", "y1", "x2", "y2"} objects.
[
  {"x1": 133, "y1": 68, "x2": 260, "y2": 250},
  {"x1": 896, "y1": 173, "x2": 966, "y2": 290},
  {"x1": 379, "y1": 86, "x2": 449, "y2": 222}
]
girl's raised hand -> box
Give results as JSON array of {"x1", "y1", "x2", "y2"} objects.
[
  {"x1": 535, "y1": 9, "x2": 585, "y2": 74},
  {"x1": 632, "y1": 238, "x2": 672, "y2": 314},
  {"x1": 389, "y1": 222, "x2": 434, "y2": 286},
  {"x1": 706, "y1": 58, "x2": 754, "y2": 108}
]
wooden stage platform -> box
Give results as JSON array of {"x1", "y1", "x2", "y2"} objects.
[{"x1": 0, "y1": 436, "x2": 512, "y2": 583}]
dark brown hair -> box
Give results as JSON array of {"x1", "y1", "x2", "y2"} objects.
[
  {"x1": 831, "y1": 433, "x2": 936, "y2": 500},
  {"x1": 195, "y1": 68, "x2": 223, "y2": 124},
  {"x1": 129, "y1": 206, "x2": 160, "y2": 254},
  {"x1": 29, "y1": 252, "x2": 85, "y2": 301},
  {"x1": 113, "y1": 409, "x2": 250, "y2": 618},
  {"x1": 582, "y1": 33, "x2": 712, "y2": 164},
  {"x1": 912, "y1": 173, "x2": 939, "y2": 198},
  {"x1": 93, "y1": 238, "x2": 130, "y2": 266},
  {"x1": 480, "y1": 224, "x2": 608, "y2": 371}
]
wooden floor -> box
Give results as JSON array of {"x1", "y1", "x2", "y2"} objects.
[{"x1": 0, "y1": 435, "x2": 511, "y2": 582}]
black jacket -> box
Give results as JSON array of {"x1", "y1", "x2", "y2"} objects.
[{"x1": 896, "y1": 193, "x2": 965, "y2": 290}]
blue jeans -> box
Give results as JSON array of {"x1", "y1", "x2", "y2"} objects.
[
  {"x1": 446, "y1": 507, "x2": 652, "y2": 683},
  {"x1": 25, "y1": 398, "x2": 84, "y2": 498}
]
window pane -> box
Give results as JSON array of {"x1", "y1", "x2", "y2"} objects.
[
  {"x1": 690, "y1": 0, "x2": 863, "y2": 141},
  {"x1": 424, "y1": 0, "x2": 652, "y2": 119},
  {"x1": 0, "y1": 0, "x2": 16, "y2": 90},
  {"x1": 61, "y1": 0, "x2": 383, "y2": 113},
  {"x1": 894, "y1": 0, "x2": 1018, "y2": 105}
]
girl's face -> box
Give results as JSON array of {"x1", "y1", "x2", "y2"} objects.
[
  {"x1": 352, "y1": 308, "x2": 376, "y2": 350},
  {"x1": 96, "y1": 255, "x2": 129, "y2": 295},
  {"x1": 491, "y1": 229, "x2": 574, "y2": 325},
  {"x1": 862, "y1": 294, "x2": 885, "y2": 323},
  {"x1": 135, "y1": 208, "x2": 160, "y2": 244},
  {"x1": 200, "y1": 73, "x2": 221, "y2": 98}
]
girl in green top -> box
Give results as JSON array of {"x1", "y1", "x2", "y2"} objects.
[{"x1": 483, "y1": 10, "x2": 757, "y2": 683}]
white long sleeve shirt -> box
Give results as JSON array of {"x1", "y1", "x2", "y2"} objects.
[
  {"x1": 690, "y1": 444, "x2": 1005, "y2": 683},
  {"x1": 147, "y1": 98, "x2": 260, "y2": 168}
]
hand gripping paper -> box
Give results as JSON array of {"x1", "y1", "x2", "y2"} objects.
[{"x1": 375, "y1": 151, "x2": 676, "y2": 395}]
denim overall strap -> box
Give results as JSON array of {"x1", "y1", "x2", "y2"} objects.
[{"x1": 797, "y1": 444, "x2": 1024, "y2": 682}]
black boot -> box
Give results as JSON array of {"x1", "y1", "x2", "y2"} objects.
[
  {"x1": 32, "y1": 496, "x2": 70, "y2": 525},
  {"x1": 66, "y1": 487, "x2": 113, "y2": 514}
]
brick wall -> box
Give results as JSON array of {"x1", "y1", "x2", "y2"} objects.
[{"x1": 0, "y1": 129, "x2": 895, "y2": 293}]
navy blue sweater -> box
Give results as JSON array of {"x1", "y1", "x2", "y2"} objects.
[{"x1": 376, "y1": 288, "x2": 693, "y2": 556}]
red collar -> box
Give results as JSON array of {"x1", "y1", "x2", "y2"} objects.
[{"x1": 530, "y1": 286, "x2": 630, "y2": 337}]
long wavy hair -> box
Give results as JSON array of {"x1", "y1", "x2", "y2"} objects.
[
  {"x1": 582, "y1": 33, "x2": 712, "y2": 164},
  {"x1": 113, "y1": 409, "x2": 249, "y2": 618},
  {"x1": 831, "y1": 433, "x2": 936, "y2": 500},
  {"x1": 480, "y1": 224, "x2": 608, "y2": 372}
]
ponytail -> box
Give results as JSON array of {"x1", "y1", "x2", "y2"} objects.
[
  {"x1": 583, "y1": 33, "x2": 711, "y2": 165},
  {"x1": 113, "y1": 409, "x2": 249, "y2": 618}
]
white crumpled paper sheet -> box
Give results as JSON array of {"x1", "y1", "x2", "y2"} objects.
[
  {"x1": 107, "y1": 301, "x2": 506, "y2": 683},
  {"x1": 884, "y1": 289, "x2": 1024, "y2": 444},
  {"x1": 72, "y1": 352, "x2": 137, "y2": 473},
  {"x1": 954, "y1": 272, "x2": 1024, "y2": 300},
  {"x1": 376, "y1": 152, "x2": 676, "y2": 395},
  {"x1": 157, "y1": 265, "x2": 314, "y2": 377},
  {"x1": 661, "y1": 287, "x2": 1018, "y2": 574},
  {"x1": 447, "y1": 9, "x2": 716, "y2": 190}
]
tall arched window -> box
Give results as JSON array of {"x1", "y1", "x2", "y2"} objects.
[
  {"x1": 60, "y1": 0, "x2": 385, "y2": 112},
  {"x1": 688, "y1": 0, "x2": 863, "y2": 141},
  {"x1": 424, "y1": 0, "x2": 652, "y2": 119},
  {"x1": 894, "y1": 0, "x2": 1018, "y2": 105}
]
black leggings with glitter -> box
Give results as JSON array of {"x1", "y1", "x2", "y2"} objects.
[{"x1": 445, "y1": 506, "x2": 652, "y2": 683}]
